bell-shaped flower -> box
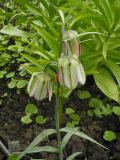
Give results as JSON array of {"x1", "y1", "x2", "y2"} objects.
[
  {"x1": 27, "y1": 72, "x2": 52, "y2": 101},
  {"x1": 62, "y1": 30, "x2": 80, "y2": 57},
  {"x1": 58, "y1": 56, "x2": 86, "y2": 89}
]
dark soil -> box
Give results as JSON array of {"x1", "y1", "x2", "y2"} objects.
[{"x1": 0, "y1": 78, "x2": 120, "y2": 160}]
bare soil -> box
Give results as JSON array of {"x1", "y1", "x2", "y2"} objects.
[{"x1": 0, "y1": 79, "x2": 120, "y2": 160}]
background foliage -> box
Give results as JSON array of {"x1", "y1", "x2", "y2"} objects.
[{"x1": 0, "y1": 0, "x2": 120, "y2": 101}]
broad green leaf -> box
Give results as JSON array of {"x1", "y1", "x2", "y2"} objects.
[
  {"x1": 94, "y1": 67, "x2": 119, "y2": 102},
  {"x1": 112, "y1": 106, "x2": 120, "y2": 116},
  {"x1": 0, "y1": 25, "x2": 30, "y2": 37},
  {"x1": 107, "y1": 50, "x2": 120, "y2": 62},
  {"x1": 106, "y1": 59, "x2": 120, "y2": 86}
]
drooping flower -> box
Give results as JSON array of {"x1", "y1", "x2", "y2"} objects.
[
  {"x1": 62, "y1": 30, "x2": 80, "y2": 57},
  {"x1": 27, "y1": 72, "x2": 52, "y2": 101},
  {"x1": 58, "y1": 56, "x2": 86, "y2": 89}
]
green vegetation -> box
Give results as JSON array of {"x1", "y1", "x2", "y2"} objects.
[{"x1": 0, "y1": 0, "x2": 120, "y2": 159}]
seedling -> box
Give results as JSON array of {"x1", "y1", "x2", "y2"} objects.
[
  {"x1": 21, "y1": 103, "x2": 38, "y2": 124},
  {"x1": 35, "y1": 115, "x2": 47, "y2": 125},
  {"x1": 88, "y1": 98, "x2": 112, "y2": 118},
  {"x1": 103, "y1": 130, "x2": 117, "y2": 141},
  {"x1": 21, "y1": 103, "x2": 46, "y2": 125},
  {"x1": 8, "y1": 78, "x2": 27, "y2": 89},
  {"x1": 66, "y1": 107, "x2": 81, "y2": 128},
  {"x1": 0, "y1": 70, "x2": 7, "y2": 78},
  {"x1": 77, "y1": 90, "x2": 91, "y2": 99},
  {"x1": 6, "y1": 72, "x2": 15, "y2": 78}
]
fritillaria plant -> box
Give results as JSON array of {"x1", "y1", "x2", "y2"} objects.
[{"x1": 11, "y1": 30, "x2": 107, "y2": 160}]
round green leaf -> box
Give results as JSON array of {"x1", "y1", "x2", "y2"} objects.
[
  {"x1": 8, "y1": 79, "x2": 17, "y2": 88},
  {"x1": 66, "y1": 108, "x2": 75, "y2": 115},
  {"x1": 21, "y1": 115, "x2": 32, "y2": 124},
  {"x1": 77, "y1": 90, "x2": 91, "y2": 99},
  {"x1": 8, "y1": 155, "x2": 18, "y2": 160},
  {"x1": 17, "y1": 80, "x2": 27, "y2": 88},
  {"x1": 6, "y1": 72, "x2": 15, "y2": 78},
  {"x1": 35, "y1": 115, "x2": 46, "y2": 124},
  {"x1": 66, "y1": 122, "x2": 75, "y2": 128},
  {"x1": 103, "y1": 130, "x2": 116, "y2": 141},
  {"x1": 89, "y1": 98, "x2": 104, "y2": 108},
  {"x1": 25, "y1": 104, "x2": 38, "y2": 114}
]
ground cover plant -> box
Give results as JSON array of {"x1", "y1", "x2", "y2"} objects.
[{"x1": 0, "y1": 0, "x2": 120, "y2": 160}]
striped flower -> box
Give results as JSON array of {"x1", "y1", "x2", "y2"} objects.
[
  {"x1": 58, "y1": 56, "x2": 86, "y2": 89},
  {"x1": 27, "y1": 72, "x2": 52, "y2": 101}
]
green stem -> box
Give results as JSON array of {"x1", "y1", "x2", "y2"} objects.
[{"x1": 55, "y1": 84, "x2": 63, "y2": 160}]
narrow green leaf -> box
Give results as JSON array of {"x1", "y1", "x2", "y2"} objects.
[
  {"x1": 33, "y1": 24, "x2": 58, "y2": 54},
  {"x1": 62, "y1": 133, "x2": 73, "y2": 150},
  {"x1": 15, "y1": 0, "x2": 42, "y2": 16},
  {"x1": 17, "y1": 129, "x2": 56, "y2": 160},
  {"x1": 28, "y1": 146, "x2": 58, "y2": 153},
  {"x1": 67, "y1": 152, "x2": 85, "y2": 160},
  {"x1": 102, "y1": 42, "x2": 108, "y2": 59},
  {"x1": 20, "y1": 64, "x2": 41, "y2": 74},
  {"x1": 21, "y1": 54, "x2": 44, "y2": 69},
  {"x1": 60, "y1": 127, "x2": 108, "y2": 150},
  {"x1": 64, "y1": 32, "x2": 108, "y2": 41}
]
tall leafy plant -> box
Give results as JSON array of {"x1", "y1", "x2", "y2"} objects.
[
  {"x1": 66, "y1": 0, "x2": 120, "y2": 102},
  {"x1": 3, "y1": 1, "x2": 108, "y2": 160}
]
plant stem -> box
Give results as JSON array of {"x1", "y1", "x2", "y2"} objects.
[{"x1": 55, "y1": 84, "x2": 63, "y2": 160}]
